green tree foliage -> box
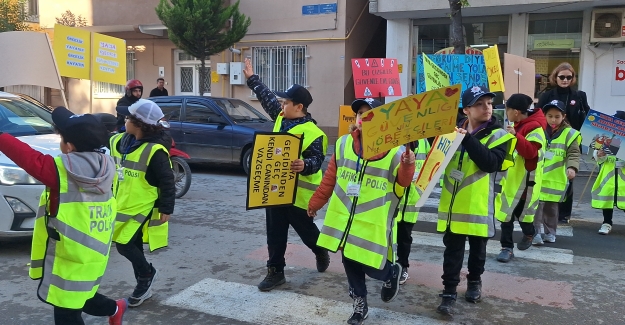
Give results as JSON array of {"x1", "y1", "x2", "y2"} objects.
[
  {"x1": 55, "y1": 10, "x2": 88, "y2": 27},
  {"x1": 0, "y1": 0, "x2": 31, "y2": 32},
  {"x1": 156, "y1": 0, "x2": 251, "y2": 96}
]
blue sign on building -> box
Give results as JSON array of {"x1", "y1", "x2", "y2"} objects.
[
  {"x1": 302, "y1": 5, "x2": 320, "y2": 15},
  {"x1": 319, "y1": 3, "x2": 337, "y2": 14},
  {"x1": 302, "y1": 3, "x2": 337, "y2": 15}
]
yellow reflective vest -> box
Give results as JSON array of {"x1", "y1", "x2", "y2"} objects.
[
  {"x1": 495, "y1": 127, "x2": 546, "y2": 223},
  {"x1": 110, "y1": 134, "x2": 170, "y2": 251},
  {"x1": 29, "y1": 156, "x2": 117, "y2": 309},
  {"x1": 591, "y1": 155, "x2": 625, "y2": 209},
  {"x1": 539, "y1": 127, "x2": 581, "y2": 202},
  {"x1": 438, "y1": 129, "x2": 516, "y2": 237},
  {"x1": 317, "y1": 134, "x2": 403, "y2": 270},
  {"x1": 397, "y1": 139, "x2": 431, "y2": 223},
  {"x1": 273, "y1": 114, "x2": 328, "y2": 210}
]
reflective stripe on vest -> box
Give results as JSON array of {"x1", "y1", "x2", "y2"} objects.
[
  {"x1": 317, "y1": 134, "x2": 402, "y2": 270},
  {"x1": 397, "y1": 139, "x2": 431, "y2": 223},
  {"x1": 110, "y1": 134, "x2": 170, "y2": 250},
  {"x1": 496, "y1": 127, "x2": 546, "y2": 223},
  {"x1": 273, "y1": 114, "x2": 328, "y2": 210},
  {"x1": 540, "y1": 128, "x2": 581, "y2": 202},
  {"x1": 591, "y1": 156, "x2": 625, "y2": 209},
  {"x1": 31, "y1": 156, "x2": 116, "y2": 309},
  {"x1": 437, "y1": 129, "x2": 516, "y2": 237}
]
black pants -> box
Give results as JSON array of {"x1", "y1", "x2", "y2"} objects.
[
  {"x1": 116, "y1": 216, "x2": 152, "y2": 278},
  {"x1": 396, "y1": 220, "x2": 415, "y2": 269},
  {"x1": 441, "y1": 231, "x2": 488, "y2": 290},
  {"x1": 53, "y1": 293, "x2": 117, "y2": 325},
  {"x1": 559, "y1": 180, "x2": 574, "y2": 220},
  {"x1": 266, "y1": 205, "x2": 324, "y2": 271},
  {"x1": 604, "y1": 209, "x2": 614, "y2": 225},
  {"x1": 342, "y1": 253, "x2": 394, "y2": 297},
  {"x1": 500, "y1": 199, "x2": 536, "y2": 249}
]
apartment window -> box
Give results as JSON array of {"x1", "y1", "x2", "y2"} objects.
[
  {"x1": 27, "y1": 0, "x2": 38, "y2": 16},
  {"x1": 251, "y1": 46, "x2": 307, "y2": 94},
  {"x1": 94, "y1": 52, "x2": 136, "y2": 97}
]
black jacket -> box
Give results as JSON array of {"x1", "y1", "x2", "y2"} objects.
[
  {"x1": 116, "y1": 131, "x2": 175, "y2": 215},
  {"x1": 537, "y1": 87, "x2": 590, "y2": 131},
  {"x1": 115, "y1": 95, "x2": 140, "y2": 130},
  {"x1": 459, "y1": 117, "x2": 510, "y2": 173}
]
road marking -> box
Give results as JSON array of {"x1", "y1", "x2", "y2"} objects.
[
  {"x1": 164, "y1": 278, "x2": 447, "y2": 325},
  {"x1": 417, "y1": 212, "x2": 574, "y2": 237},
  {"x1": 412, "y1": 231, "x2": 574, "y2": 264}
]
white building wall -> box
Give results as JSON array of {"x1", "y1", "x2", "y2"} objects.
[{"x1": 385, "y1": 19, "x2": 412, "y2": 103}]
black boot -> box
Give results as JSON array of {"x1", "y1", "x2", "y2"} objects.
[
  {"x1": 465, "y1": 280, "x2": 482, "y2": 303},
  {"x1": 258, "y1": 267, "x2": 285, "y2": 291},
  {"x1": 316, "y1": 250, "x2": 331, "y2": 273},
  {"x1": 347, "y1": 295, "x2": 368, "y2": 325},
  {"x1": 437, "y1": 291, "x2": 457, "y2": 316}
]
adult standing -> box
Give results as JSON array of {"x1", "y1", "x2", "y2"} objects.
[
  {"x1": 149, "y1": 78, "x2": 169, "y2": 97},
  {"x1": 537, "y1": 63, "x2": 591, "y2": 223},
  {"x1": 116, "y1": 79, "x2": 144, "y2": 131}
]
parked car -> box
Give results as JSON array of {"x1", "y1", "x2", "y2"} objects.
[
  {"x1": 0, "y1": 92, "x2": 61, "y2": 239},
  {"x1": 12, "y1": 93, "x2": 54, "y2": 112},
  {"x1": 148, "y1": 96, "x2": 273, "y2": 174}
]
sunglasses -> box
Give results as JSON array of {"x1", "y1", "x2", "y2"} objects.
[{"x1": 557, "y1": 75, "x2": 573, "y2": 81}]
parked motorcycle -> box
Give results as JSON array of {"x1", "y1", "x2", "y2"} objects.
[{"x1": 94, "y1": 113, "x2": 192, "y2": 199}]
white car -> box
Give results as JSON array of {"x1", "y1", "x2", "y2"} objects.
[{"x1": 0, "y1": 92, "x2": 61, "y2": 239}]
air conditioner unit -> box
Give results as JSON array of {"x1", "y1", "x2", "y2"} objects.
[{"x1": 590, "y1": 8, "x2": 625, "y2": 43}]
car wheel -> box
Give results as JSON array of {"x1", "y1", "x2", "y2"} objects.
[
  {"x1": 241, "y1": 147, "x2": 252, "y2": 175},
  {"x1": 171, "y1": 156, "x2": 192, "y2": 198}
]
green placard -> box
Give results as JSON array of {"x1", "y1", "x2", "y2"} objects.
[{"x1": 533, "y1": 39, "x2": 575, "y2": 50}]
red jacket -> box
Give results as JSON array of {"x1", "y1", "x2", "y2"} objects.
[{"x1": 513, "y1": 109, "x2": 547, "y2": 172}]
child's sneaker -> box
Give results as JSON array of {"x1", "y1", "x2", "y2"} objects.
[
  {"x1": 347, "y1": 295, "x2": 368, "y2": 325},
  {"x1": 109, "y1": 299, "x2": 128, "y2": 325},
  {"x1": 532, "y1": 233, "x2": 544, "y2": 246},
  {"x1": 543, "y1": 233, "x2": 556, "y2": 243},
  {"x1": 399, "y1": 267, "x2": 410, "y2": 285},
  {"x1": 598, "y1": 223, "x2": 612, "y2": 235}
]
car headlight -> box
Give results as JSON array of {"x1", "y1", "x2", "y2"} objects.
[
  {"x1": 0, "y1": 166, "x2": 42, "y2": 185},
  {"x1": 5, "y1": 196, "x2": 35, "y2": 213}
]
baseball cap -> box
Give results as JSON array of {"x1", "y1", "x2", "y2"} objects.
[
  {"x1": 506, "y1": 94, "x2": 536, "y2": 113},
  {"x1": 462, "y1": 85, "x2": 496, "y2": 108},
  {"x1": 52, "y1": 106, "x2": 109, "y2": 151},
  {"x1": 275, "y1": 84, "x2": 313, "y2": 108},
  {"x1": 116, "y1": 99, "x2": 164, "y2": 125},
  {"x1": 350, "y1": 98, "x2": 383, "y2": 113},
  {"x1": 542, "y1": 99, "x2": 565, "y2": 113}
]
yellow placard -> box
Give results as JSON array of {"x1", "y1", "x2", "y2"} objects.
[
  {"x1": 422, "y1": 53, "x2": 450, "y2": 91},
  {"x1": 246, "y1": 133, "x2": 303, "y2": 210},
  {"x1": 338, "y1": 105, "x2": 355, "y2": 136},
  {"x1": 483, "y1": 45, "x2": 505, "y2": 93},
  {"x1": 360, "y1": 84, "x2": 461, "y2": 159},
  {"x1": 91, "y1": 32, "x2": 126, "y2": 85},
  {"x1": 53, "y1": 24, "x2": 90, "y2": 80},
  {"x1": 211, "y1": 71, "x2": 220, "y2": 83}
]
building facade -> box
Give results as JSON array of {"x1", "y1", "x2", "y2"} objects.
[{"x1": 372, "y1": 0, "x2": 625, "y2": 115}]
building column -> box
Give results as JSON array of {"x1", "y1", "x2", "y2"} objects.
[
  {"x1": 386, "y1": 19, "x2": 411, "y2": 103},
  {"x1": 507, "y1": 13, "x2": 528, "y2": 57}
]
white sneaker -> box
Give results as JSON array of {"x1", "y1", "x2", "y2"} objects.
[
  {"x1": 532, "y1": 233, "x2": 544, "y2": 246},
  {"x1": 543, "y1": 233, "x2": 556, "y2": 243},
  {"x1": 598, "y1": 223, "x2": 612, "y2": 235}
]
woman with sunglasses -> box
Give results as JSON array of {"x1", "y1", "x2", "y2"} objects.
[{"x1": 537, "y1": 62, "x2": 591, "y2": 223}]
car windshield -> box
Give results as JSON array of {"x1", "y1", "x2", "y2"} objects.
[
  {"x1": 0, "y1": 97, "x2": 55, "y2": 136},
  {"x1": 216, "y1": 99, "x2": 270, "y2": 123}
]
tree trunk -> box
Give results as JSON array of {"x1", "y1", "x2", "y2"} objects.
[
  {"x1": 449, "y1": 0, "x2": 465, "y2": 54},
  {"x1": 199, "y1": 58, "x2": 206, "y2": 96}
]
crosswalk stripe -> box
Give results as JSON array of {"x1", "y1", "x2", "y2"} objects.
[
  {"x1": 412, "y1": 231, "x2": 574, "y2": 264},
  {"x1": 163, "y1": 278, "x2": 447, "y2": 325}
]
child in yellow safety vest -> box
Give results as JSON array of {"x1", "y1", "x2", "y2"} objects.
[
  {"x1": 308, "y1": 98, "x2": 415, "y2": 325},
  {"x1": 0, "y1": 107, "x2": 127, "y2": 325},
  {"x1": 592, "y1": 110, "x2": 625, "y2": 235},
  {"x1": 532, "y1": 100, "x2": 581, "y2": 245}
]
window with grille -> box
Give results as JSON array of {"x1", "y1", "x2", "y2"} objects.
[
  {"x1": 94, "y1": 52, "x2": 136, "y2": 97},
  {"x1": 251, "y1": 46, "x2": 307, "y2": 94}
]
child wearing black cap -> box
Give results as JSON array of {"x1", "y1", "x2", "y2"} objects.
[
  {"x1": 308, "y1": 98, "x2": 415, "y2": 325},
  {"x1": 437, "y1": 86, "x2": 516, "y2": 316},
  {"x1": 243, "y1": 58, "x2": 331, "y2": 291},
  {"x1": 495, "y1": 93, "x2": 547, "y2": 261},
  {"x1": 532, "y1": 100, "x2": 581, "y2": 244},
  {"x1": 0, "y1": 107, "x2": 126, "y2": 325}
]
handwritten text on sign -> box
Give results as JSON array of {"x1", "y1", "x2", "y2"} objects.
[
  {"x1": 351, "y1": 58, "x2": 402, "y2": 98},
  {"x1": 246, "y1": 133, "x2": 303, "y2": 210},
  {"x1": 422, "y1": 53, "x2": 450, "y2": 91},
  {"x1": 482, "y1": 45, "x2": 505, "y2": 93},
  {"x1": 360, "y1": 84, "x2": 462, "y2": 159}
]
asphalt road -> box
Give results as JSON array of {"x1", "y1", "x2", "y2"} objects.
[{"x1": 1, "y1": 164, "x2": 624, "y2": 325}]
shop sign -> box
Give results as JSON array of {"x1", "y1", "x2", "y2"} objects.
[
  {"x1": 612, "y1": 47, "x2": 625, "y2": 96},
  {"x1": 533, "y1": 39, "x2": 575, "y2": 50}
]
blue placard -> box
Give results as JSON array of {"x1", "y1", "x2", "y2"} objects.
[
  {"x1": 302, "y1": 5, "x2": 320, "y2": 15},
  {"x1": 416, "y1": 54, "x2": 488, "y2": 107},
  {"x1": 319, "y1": 3, "x2": 337, "y2": 14}
]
